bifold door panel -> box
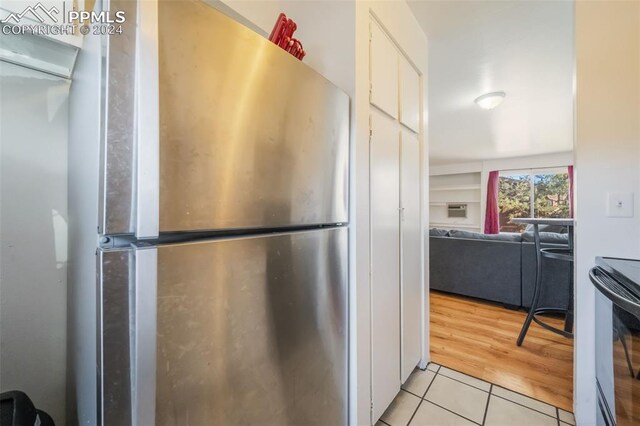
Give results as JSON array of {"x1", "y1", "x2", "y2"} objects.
[
  {"x1": 400, "y1": 130, "x2": 422, "y2": 382},
  {"x1": 370, "y1": 19, "x2": 399, "y2": 119},
  {"x1": 370, "y1": 110, "x2": 401, "y2": 420},
  {"x1": 399, "y1": 58, "x2": 420, "y2": 133}
]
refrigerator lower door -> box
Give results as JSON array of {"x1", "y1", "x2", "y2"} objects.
[
  {"x1": 99, "y1": 228, "x2": 348, "y2": 426},
  {"x1": 98, "y1": 246, "x2": 157, "y2": 426}
]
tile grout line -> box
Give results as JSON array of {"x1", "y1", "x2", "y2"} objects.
[
  {"x1": 481, "y1": 384, "x2": 493, "y2": 426},
  {"x1": 405, "y1": 395, "x2": 423, "y2": 425},
  {"x1": 379, "y1": 420, "x2": 391, "y2": 426},
  {"x1": 492, "y1": 383, "x2": 567, "y2": 413},
  {"x1": 418, "y1": 370, "x2": 482, "y2": 426},
  {"x1": 437, "y1": 371, "x2": 491, "y2": 393},
  {"x1": 402, "y1": 388, "x2": 426, "y2": 400},
  {"x1": 421, "y1": 364, "x2": 570, "y2": 425},
  {"x1": 405, "y1": 368, "x2": 438, "y2": 425},
  {"x1": 420, "y1": 399, "x2": 483, "y2": 426},
  {"x1": 435, "y1": 362, "x2": 572, "y2": 416},
  {"x1": 491, "y1": 393, "x2": 559, "y2": 420}
]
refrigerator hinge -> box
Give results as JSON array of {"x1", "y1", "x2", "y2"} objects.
[{"x1": 97, "y1": 234, "x2": 139, "y2": 250}]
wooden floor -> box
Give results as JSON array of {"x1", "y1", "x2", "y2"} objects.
[{"x1": 430, "y1": 291, "x2": 574, "y2": 411}]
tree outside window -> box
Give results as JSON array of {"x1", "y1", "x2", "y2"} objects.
[{"x1": 498, "y1": 169, "x2": 570, "y2": 232}]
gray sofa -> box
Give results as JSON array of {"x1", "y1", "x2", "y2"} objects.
[{"x1": 429, "y1": 227, "x2": 571, "y2": 310}]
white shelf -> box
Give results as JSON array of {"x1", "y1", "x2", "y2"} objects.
[
  {"x1": 430, "y1": 184, "x2": 481, "y2": 192},
  {"x1": 430, "y1": 201, "x2": 480, "y2": 206}
]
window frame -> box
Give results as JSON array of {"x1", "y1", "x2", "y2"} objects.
[{"x1": 498, "y1": 167, "x2": 569, "y2": 229}]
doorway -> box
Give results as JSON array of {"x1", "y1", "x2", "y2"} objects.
[{"x1": 409, "y1": 0, "x2": 576, "y2": 417}]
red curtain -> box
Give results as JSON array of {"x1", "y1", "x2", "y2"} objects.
[
  {"x1": 484, "y1": 171, "x2": 500, "y2": 234},
  {"x1": 568, "y1": 165, "x2": 574, "y2": 217}
]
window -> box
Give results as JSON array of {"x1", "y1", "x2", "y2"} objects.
[{"x1": 498, "y1": 168, "x2": 570, "y2": 232}]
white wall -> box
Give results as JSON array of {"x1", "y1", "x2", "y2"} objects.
[
  {"x1": 216, "y1": 0, "x2": 356, "y2": 98},
  {"x1": 429, "y1": 172, "x2": 482, "y2": 232},
  {"x1": 574, "y1": 3, "x2": 640, "y2": 424},
  {"x1": 0, "y1": 62, "x2": 69, "y2": 425}
]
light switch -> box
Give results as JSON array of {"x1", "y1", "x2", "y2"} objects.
[{"x1": 606, "y1": 192, "x2": 634, "y2": 217}]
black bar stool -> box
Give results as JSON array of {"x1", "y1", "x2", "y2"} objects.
[{"x1": 515, "y1": 220, "x2": 574, "y2": 346}]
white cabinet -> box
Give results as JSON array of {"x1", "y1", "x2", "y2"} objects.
[
  {"x1": 369, "y1": 16, "x2": 424, "y2": 423},
  {"x1": 370, "y1": 109, "x2": 401, "y2": 421},
  {"x1": 400, "y1": 129, "x2": 422, "y2": 382},
  {"x1": 400, "y1": 57, "x2": 420, "y2": 133},
  {"x1": 370, "y1": 20, "x2": 398, "y2": 119}
]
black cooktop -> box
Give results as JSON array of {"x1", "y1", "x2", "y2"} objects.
[{"x1": 596, "y1": 257, "x2": 640, "y2": 299}]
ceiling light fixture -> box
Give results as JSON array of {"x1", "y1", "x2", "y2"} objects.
[{"x1": 474, "y1": 91, "x2": 506, "y2": 110}]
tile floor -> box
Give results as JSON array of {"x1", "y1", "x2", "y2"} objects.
[{"x1": 376, "y1": 363, "x2": 576, "y2": 426}]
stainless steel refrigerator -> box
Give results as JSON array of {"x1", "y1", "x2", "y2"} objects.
[{"x1": 68, "y1": 1, "x2": 349, "y2": 425}]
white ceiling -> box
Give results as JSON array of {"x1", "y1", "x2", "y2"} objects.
[{"x1": 408, "y1": 1, "x2": 574, "y2": 165}]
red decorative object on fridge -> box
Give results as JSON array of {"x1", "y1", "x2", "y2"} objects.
[{"x1": 268, "y1": 13, "x2": 306, "y2": 60}]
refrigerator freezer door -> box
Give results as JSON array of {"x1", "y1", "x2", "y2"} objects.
[
  {"x1": 157, "y1": 0, "x2": 349, "y2": 232},
  {"x1": 155, "y1": 228, "x2": 347, "y2": 425},
  {"x1": 98, "y1": 228, "x2": 348, "y2": 425},
  {"x1": 99, "y1": 0, "x2": 138, "y2": 235},
  {"x1": 96, "y1": 0, "x2": 159, "y2": 238}
]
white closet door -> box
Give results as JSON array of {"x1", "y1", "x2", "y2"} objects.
[
  {"x1": 370, "y1": 109, "x2": 401, "y2": 421},
  {"x1": 370, "y1": 21, "x2": 398, "y2": 118},
  {"x1": 399, "y1": 57, "x2": 420, "y2": 132},
  {"x1": 400, "y1": 129, "x2": 422, "y2": 383}
]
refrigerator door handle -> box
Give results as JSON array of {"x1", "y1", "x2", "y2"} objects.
[
  {"x1": 132, "y1": 247, "x2": 157, "y2": 425},
  {"x1": 135, "y1": 0, "x2": 159, "y2": 239}
]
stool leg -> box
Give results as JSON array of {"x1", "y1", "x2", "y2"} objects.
[
  {"x1": 518, "y1": 225, "x2": 542, "y2": 346},
  {"x1": 517, "y1": 266, "x2": 543, "y2": 346},
  {"x1": 564, "y1": 260, "x2": 574, "y2": 333}
]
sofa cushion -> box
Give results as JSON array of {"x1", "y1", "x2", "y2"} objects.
[
  {"x1": 429, "y1": 236, "x2": 522, "y2": 306},
  {"x1": 522, "y1": 231, "x2": 569, "y2": 244},
  {"x1": 449, "y1": 229, "x2": 522, "y2": 242},
  {"x1": 429, "y1": 228, "x2": 450, "y2": 237}
]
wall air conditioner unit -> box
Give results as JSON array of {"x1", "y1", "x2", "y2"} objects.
[{"x1": 447, "y1": 203, "x2": 467, "y2": 218}]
